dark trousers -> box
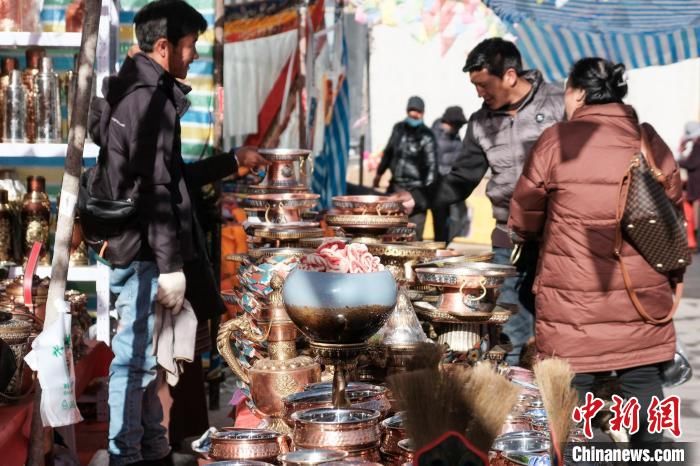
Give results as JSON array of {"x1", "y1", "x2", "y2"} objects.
[{"x1": 573, "y1": 364, "x2": 665, "y2": 447}]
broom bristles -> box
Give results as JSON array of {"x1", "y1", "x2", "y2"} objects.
[
  {"x1": 463, "y1": 362, "x2": 521, "y2": 453},
  {"x1": 534, "y1": 358, "x2": 579, "y2": 463}
]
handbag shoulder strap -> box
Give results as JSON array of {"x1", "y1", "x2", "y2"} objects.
[
  {"x1": 614, "y1": 123, "x2": 682, "y2": 325},
  {"x1": 640, "y1": 123, "x2": 669, "y2": 187}
]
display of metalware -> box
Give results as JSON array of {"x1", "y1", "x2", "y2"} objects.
[
  {"x1": 332, "y1": 195, "x2": 403, "y2": 215},
  {"x1": 254, "y1": 148, "x2": 312, "y2": 191},
  {"x1": 278, "y1": 449, "x2": 348, "y2": 466},
  {"x1": 208, "y1": 428, "x2": 290, "y2": 462},
  {"x1": 283, "y1": 269, "x2": 397, "y2": 407},
  {"x1": 218, "y1": 267, "x2": 321, "y2": 433},
  {"x1": 282, "y1": 385, "x2": 391, "y2": 427},
  {"x1": 3, "y1": 70, "x2": 25, "y2": 142},
  {"x1": 489, "y1": 431, "x2": 550, "y2": 466},
  {"x1": 244, "y1": 193, "x2": 320, "y2": 224},
  {"x1": 21, "y1": 176, "x2": 51, "y2": 264},
  {"x1": 365, "y1": 243, "x2": 436, "y2": 283},
  {"x1": 3, "y1": 274, "x2": 49, "y2": 324},
  {"x1": 291, "y1": 408, "x2": 382, "y2": 461},
  {"x1": 415, "y1": 263, "x2": 516, "y2": 316},
  {"x1": 35, "y1": 57, "x2": 61, "y2": 143}
]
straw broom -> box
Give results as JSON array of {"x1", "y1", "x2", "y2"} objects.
[{"x1": 534, "y1": 358, "x2": 579, "y2": 466}]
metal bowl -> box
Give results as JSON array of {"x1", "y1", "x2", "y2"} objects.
[
  {"x1": 209, "y1": 429, "x2": 287, "y2": 461},
  {"x1": 283, "y1": 385, "x2": 390, "y2": 426},
  {"x1": 209, "y1": 462, "x2": 275, "y2": 466},
  {"x1": 278, "y1": 449, "x2": 348, "y2": 466},
  {"x1": 258, "y1": 148, "x2": 312, "y2": 161},
  {"x1": 332, "y1": 195, "x2": 403, "y2": 215},
  {"x1": 291, "y1": 408, "x2": 382, "y2": 452}
]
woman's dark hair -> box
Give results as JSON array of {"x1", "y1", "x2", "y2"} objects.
[
  {"x1": 568, "y1": 57, "x2": 628, "y2": 105},
  {"x1": 134, "y1": 0, "x2": 207, "y2": 52},
  {"x1": 462, "y1": 38, "x2": 523, "y2": 77}
]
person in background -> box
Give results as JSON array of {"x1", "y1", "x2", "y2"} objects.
[
  {"x1": 509, "y1": 57, "x2": 682, "y2": 449},
  {"x1": 391, "y1": 38, "x2": 565, "y2": 363},
  {"x1": 431, "y1": 106, "x2": 469, "y2": 243},
  {"x1": 679, "y1": 122, "x2": 700, "y2": 250},
  {"x1": 86, "y1": 1, "x2": 268, "y2": 464},
  {"x1": 374, "y1": 96, "x2": 438, "y2": 240}
]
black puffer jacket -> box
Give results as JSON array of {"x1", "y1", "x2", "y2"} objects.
[{"x1": 377, "y1": 121, "x2": 438, "y2": 190}]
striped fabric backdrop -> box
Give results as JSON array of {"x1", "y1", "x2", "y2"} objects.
[
  {"x1": 311, "y1": 39, "x2": 350, "y2": 209},
  {"x1": 485, "y1": 0, "x2": 700, "y2": 83},
  {"x1": 40, "y1": 0, "x2": 217, "y2": 161}
]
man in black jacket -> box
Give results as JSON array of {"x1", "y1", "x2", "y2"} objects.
[
  {"x1": 87, "y1": 2, "x2": 268, "y2": 464},
  {"x1": 373, "y1": 96, "x2": 437, "y2": 240}
]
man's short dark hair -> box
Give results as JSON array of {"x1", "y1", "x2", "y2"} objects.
[
  {"x1": 462, "y1": 38, "x2": 523, "y2": 77},
  {"x1": 134, "y1": 0, "x2": 208, "y2": 52}
]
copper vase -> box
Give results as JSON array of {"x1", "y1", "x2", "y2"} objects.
[{"x1": 21, "y1": 176, "x2": 51, "y2": 264}]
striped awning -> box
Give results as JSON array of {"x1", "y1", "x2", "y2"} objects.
[{"x1": 485, "y1": 0, "x2": 700, "y2": 82}]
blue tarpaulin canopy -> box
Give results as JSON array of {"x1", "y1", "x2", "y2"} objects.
[{"x1": 484, "y1": 0, "x2": 700, "y2": 82}]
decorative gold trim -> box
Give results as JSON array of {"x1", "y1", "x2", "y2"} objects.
[
  {"x1": 325, "y1": 214, "x2": 409, "y2": 227},
  {"x1": 366, "y1": 243, "x2": 436, "y2": 259},
  {"x1": 247, "y1": 247, "x2": 313, "y2": 260},
  {"x1": 254, "y1": 227, "x2": 325, "y2": 240}
]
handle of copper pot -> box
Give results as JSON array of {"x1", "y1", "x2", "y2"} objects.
[
  {"x1": 459, "y1": 277, "x2": 488, "y2": 304},
  {"x1": 24, "y1": 242, "x2": 42, "y2": 309},
  {"x1": 264, "y1": 205, "x2": 272, "y2": 224},
  {"x1": 376, "y1": 206, "x2": 384, "y2": 216},
  {"x1": 10, "y1": 308, "x2": 44, "y2": 327},
  {"x1": 277, "y1": 204, "x2": 287, "y2": 223},
  {"x1": 216, "y1": 315, "x2": 267, "y2": 386},
  {"x1": 277, "y1": 434, "x2": 291, "y2": 454}
]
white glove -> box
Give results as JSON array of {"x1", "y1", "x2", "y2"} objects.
[{"x1": 157, "y1": 270, "x2": 186, "y2": 314}]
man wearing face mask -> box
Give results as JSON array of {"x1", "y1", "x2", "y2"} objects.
[
  {"x1": 392, "y1": 38, "x2": 565, "y2": 364},
  {"x1": 374, "y1": 96, "x2": 438, "y2": 240}
]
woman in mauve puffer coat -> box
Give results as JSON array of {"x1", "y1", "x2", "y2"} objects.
[{"x1": 508, "y1": 57, "x2": 682, "y2": 447}]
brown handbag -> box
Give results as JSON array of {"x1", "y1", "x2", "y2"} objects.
[{"x1": 614, "y1": 123, "x2": 689, "y2": 325}]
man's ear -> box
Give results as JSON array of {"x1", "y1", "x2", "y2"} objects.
[
  {"x1": 153, "y1": 37, "x2": 169, "y2": 58},
  {"x1": 504, "y1": 68, "x2": 518, "y2": 87}
]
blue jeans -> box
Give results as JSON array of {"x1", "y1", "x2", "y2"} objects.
[
  {"x1": 492, "y1": 244, "x2": 538, "y2": 365},
  {"x1": 108, "y1": 261, "x2": 169, "y2": 466}
]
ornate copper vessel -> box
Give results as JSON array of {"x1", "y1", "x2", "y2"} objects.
[
  {"x1": 256, "y1": 148, "x2": 312, "y2": 191},
  {"x1": 218, "y1": 258, "x2": 321, "y2": 433},
  {"x1": 291, "y1": 408, "x2": 382, "y2": 458},
  {"x1": 21, "y1": 176, "x2": 51, "y2": 264},
  {"x1": 282, "y1": 385, "x2": 390, "y2": 427},
  {"x1": 244, "y1": 193, "x2": 319, "y2": 224},
  {"x1": 332, "y1": 195, "x2": 403, "y2": 215},
  {"x1": 208, "y1": 429, "x2": 290, "y2": 462},
  {"x1": 4, "y1": 274, "x2": 49, "y2": 323},
  {"x1": 380, "y1": 412, "x2": 407, "y2": 465},
  {"x1": 414, "y1": 263, "x2": 516, "y2": 316}
]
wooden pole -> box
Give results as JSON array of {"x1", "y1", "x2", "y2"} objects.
[{"x1": 43, "y1": 0, "x2": 101, "y2": 327}]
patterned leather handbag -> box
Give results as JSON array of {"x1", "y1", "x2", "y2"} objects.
[{"x1": 614, "y1": 123, "x2": 690, "y2": 325}]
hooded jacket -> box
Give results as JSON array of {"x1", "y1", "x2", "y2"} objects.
[
  {"x1": 411, "y1": 71, "x2": 564, "y2": 246},
  {"x1": 89, "y1": 53, "x2": 237, "y2": 274},
  {"x1": 508, "y1": 104, "x2": 679, "y2": 372}
]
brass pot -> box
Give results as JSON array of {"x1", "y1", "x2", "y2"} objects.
[
  {"x1": 208, "y1": 429, "x2": 290, "y2": 462},
  {"x1": 282, "y1": 385, "x2": 390, "y2": 427},
  {"x1": 291, "y1": 408, "x2": 382, "y2": 453}
]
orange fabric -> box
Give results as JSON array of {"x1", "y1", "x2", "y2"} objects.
[
  {"x1": 221, "y1": 207, "x2": 249, "y2": 321},
  {"x1": 683, "y1": 197, "x2": 697, "y2": 249}
]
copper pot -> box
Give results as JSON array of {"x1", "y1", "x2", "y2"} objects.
[
  {"x1": 4, "y1": 275, "x2": 48, "y2": 323},
  {"x1": 283, "y1": 386, "x2": 390, "y2": 427},
  {"x1": 208, "y1": 429, "x2": 290, "y2": 462},
  {"x1": 397, "y1": 439, "x2": 414, "y2": 465},
  {"x1": 244, "y1": 193, "x2": 319, "y2": 224},
  {"x1": 291, "y1": 408, "x2": 382, "y2": 453},
  {"x1": 380, "y1": 412, "x2": 406, "y2": 459},
  {"x1": 278, "y1": 449, "x2": 348, "y2": 466},
  {"x1": 332, "y1": 195, "x2": 403, "y2": 215},
  {"x1": 257, "y1": 148, "x2": 311, "y2": 190}
]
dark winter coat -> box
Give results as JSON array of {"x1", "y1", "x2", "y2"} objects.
[
  {"x1": 508, "y1": 103, "x2": 679, "y2": 373},
  {"x1": 680, "y1": 141, "x2": 700, "y2": 201},
  {"x1": 89, "y1": 53, "x2": 236, "y2": 319},
  {"x1": 431, "y1": 119, "x2": 463, "y2": 176},
  {"x1": 377, "y1": 120, "x2": 438, "y2": 190}
]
